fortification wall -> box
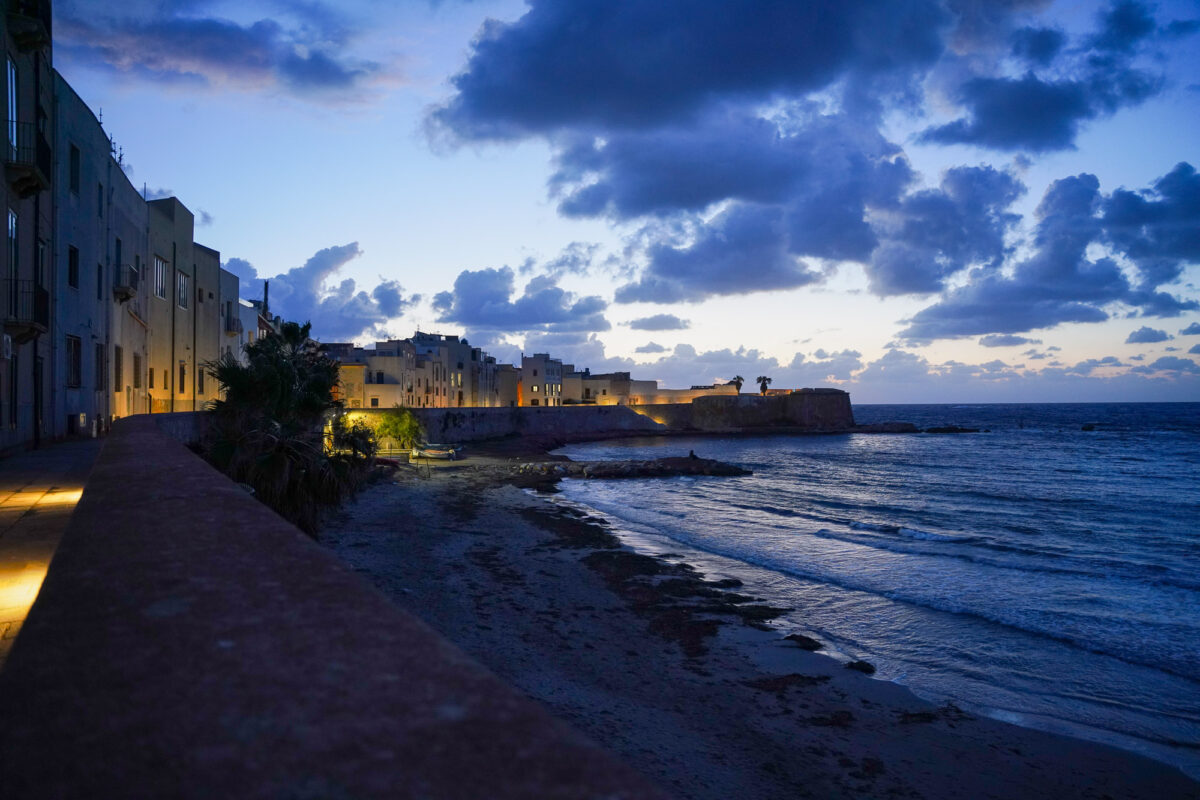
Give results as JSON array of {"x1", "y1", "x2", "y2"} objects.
[
  {"x1": 632, "y1": 389, "x2": 854, "y2": 432},
  {"x1": 402, "y1": 405, "x2": 666, "y2": 442}
]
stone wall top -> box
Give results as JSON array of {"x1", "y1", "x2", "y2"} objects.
[{"x1": 0, "y1": 415, "x2": 667, "y2": 799}]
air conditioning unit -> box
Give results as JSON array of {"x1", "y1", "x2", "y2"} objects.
[{"x1": 1, "y1": 334, "x2": 11, "y2": 360}]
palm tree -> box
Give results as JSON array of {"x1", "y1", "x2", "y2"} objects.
[
  {"x1": 206, "y1": 320, "x2": 376, "y2": 537},
  {"x1": 728, "y1": 375, "x2": 744, "y2": 393},
  {"x1": 756, "y1": 375, "x2": 773, "y2": 395}
]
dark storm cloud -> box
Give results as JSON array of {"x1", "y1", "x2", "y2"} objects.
[
  {"x1": 55, "y1": 1, "x2": 381, "y2": 98},
  {"x1": 614, "y1": 204, "x2": 822, "y2": 303},
  {"x1": 900, "y1": 166, "x2": 1199, "y2": 341},
  {"x1": 433, "y1": 267, "x2": 610, "y2": 333},
  {"x1": 1092, "y1": 0, "x2": 1156, "y2": 52},
  {"x1": 980, "y1": 334, "x2": 1040, "y2": 347},
  {"x1": 1125, "y1": 326, "x2": 1170, "y2": 343},
  {"x1": 628, "y1": 314, "x2": 690, "y2": 332},
  {"x1": 1101, "y1": 163, "x2": 1200, "y2": 292},
  {"x1": 551, "y1": 109, "x2": 913, "y2": 264},
  {"x1": 223, "y1": 243, "x2": 418, "y2": 341},
  {"x1": 431, "y1": 0, "x2": 1196, "y2": 324},
  {"x1": 923, "y1": 1, "x2": 1164, "y2": 152},
  {"x1": 865, "y1": 165, "x2": 1024, "y2": 295},
  {"x1": 430, "y1": 0, "x2": 949, "y2": 140},
  {"x1": 1010, "y1": 26, "x2": 1065, "y2": 65}
]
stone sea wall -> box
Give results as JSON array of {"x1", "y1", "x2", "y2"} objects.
[
  {"x1": 355, "y1": 389, "x2": 854, "y2": 443},
  {"x1": 633, "y1": 389, "x2": 854, "y2": 432},
  {"x1": 407, "y1": 404, "x2": 666, "y2": 442}
]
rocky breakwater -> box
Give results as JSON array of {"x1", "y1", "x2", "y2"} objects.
[{"x1": 511, "y1": 455, "x2": 750, "y2": 485}]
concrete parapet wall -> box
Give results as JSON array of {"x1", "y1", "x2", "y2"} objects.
[
  {"x1": 0, "y1": 415, "x2": 667, "y2": 799},
  {"x1": 407, "y1": 404, "x2": 667, "y2": 442}
]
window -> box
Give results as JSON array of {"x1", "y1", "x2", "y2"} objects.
[
  {"x1": 114, "y1": 346, "x2": 123, "y2": 390},
  {"x1": 163, "y1": 369, "x2": 168, "y2": 390},
  {"x1": 67, "y1": 246, "x2": 78, "y2": 288},
  {"x1": 133, "y1": 353, "x2": 142, "y2": 389},
  {"x1": 66, "y1": 335, "x2": 82, "y2": 387},
  {"x1": 95, "y1": 344, "x2": 105, "y2": 391},
  {"x1": 197, "y1": 367, "x2": 205, "y2": 395},
  {"x1": 370, "y1": 397, "x2": 379, "y2": 408},
  {"x1": 7, "y1": 355, "x2": 16, "y2": 427},
  {"x1": 7, "y1": 58, "x2": 17, "y2": 156},
  {"x1": 96, "y1": 264, "x2": 103, "y2": 300},
  {"x1": 197, "y1": 284, "x2": 203, "y2": 303},
  {"x1": 97, "y1": 183, "x2": 103, "y2": 217},
  {"x1": 376, "y1": 370, "x2": 384, "y2": 384},
  {"x1": 177, "y1": 272, "x2": 189, "y2": 309},
  {"x1": 7, "y1": 210, "x2": 16, "y2": 278},
  {"x1": 154, "y1": 256, "x2": 167, "y2": 299},
  {"x1": 531, "y1": 399, "x2": 539, "y2": 406},
  {"x1": 178, "y1": 363, "x2": 186, "y2": 393},
  {"x1": 69, "y1": 144, "x2": 80, "y2": 194},
  {"x1": 114, "y1": 237, "x2": 122, "y2": 269},
  {"x1": 148, "y1": 365, "x2": 154, "y2": 389}
]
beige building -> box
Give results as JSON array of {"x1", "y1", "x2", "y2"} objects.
[
  {"x1": 145, "y1": 198, "x2": 222, "y2": 413},
  {"x1": 520, "y1": 353, "x2": 563, "y2": 407}
]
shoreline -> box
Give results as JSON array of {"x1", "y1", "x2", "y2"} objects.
[{"x1": 327, "y1": 450, "x2": 1199, "y2": 799}]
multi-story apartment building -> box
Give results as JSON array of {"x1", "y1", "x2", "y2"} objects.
[
  {"x1": 143, "y1": 197, "x2": 225, "y2": 413},
  {"x1": 52, "y1": 72, "x2": 150, "y2": 432},
  {"x1": 1, "y1": 0, "x2": 53, "y2": 449},
  {"x1": 520, "y1": 353, "x2": 563, "y2": 407}
]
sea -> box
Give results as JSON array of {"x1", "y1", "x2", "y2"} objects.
[{"x1": 550, "y1": 402, "x2": 1200, "y2": 778}]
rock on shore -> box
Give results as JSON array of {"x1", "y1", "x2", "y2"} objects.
[{"x1": 511, "y1": 456, "x2": 750, "y2": 480}]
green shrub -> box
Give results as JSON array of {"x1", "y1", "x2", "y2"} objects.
[{"x1": 205, "y1": 320, "x2": 376, "y2": 537}]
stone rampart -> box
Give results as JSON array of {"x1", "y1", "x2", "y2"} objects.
[
  {"x1": 400, "y1": 404, "x2": 667, "y2": 442},
  {"x1": 632, "y1": 389, "x2": 854, "y2": 432}
]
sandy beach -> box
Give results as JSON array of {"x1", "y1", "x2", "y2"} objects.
[{"x1": 322, "y1": 448, "x2": 1199, "y2": 800}]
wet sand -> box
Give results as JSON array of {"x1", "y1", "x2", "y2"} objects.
[{"x1": 322, "y1": 451, "x2": 1199, "y2": 799}]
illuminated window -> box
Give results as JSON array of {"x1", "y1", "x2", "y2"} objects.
[{"x1": 154, "y1": 257, "x2": 167, "y2": 299}]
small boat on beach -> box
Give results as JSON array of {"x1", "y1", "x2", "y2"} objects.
[{"x1": 411, "y1": 443, "x2": 462, "y2": 460}]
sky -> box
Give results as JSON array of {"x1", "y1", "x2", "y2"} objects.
[{"x1": 55, "y1": 0, "x2": 1200, "y2": 402}]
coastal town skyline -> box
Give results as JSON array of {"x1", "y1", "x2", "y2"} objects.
[{"x1": 55, "y1": 0, "x2": 1200, "y2": 402}]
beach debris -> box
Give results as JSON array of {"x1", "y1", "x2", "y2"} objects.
[
  {"x1": 845, "y1": 660, "x2": 876, "y2": 675},
  {"x1": 783, "y1": 633, "x2": 823, "y2": 651}
]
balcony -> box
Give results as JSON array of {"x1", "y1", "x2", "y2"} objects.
[
  {"x1": 5, "y1": 120, "x2": 51, "y2": 197},
  {"x1": 6, "y1": 0, "x2": 51, "y2": 51},
  {"x1": 113, "y1": 263, "x2": 139, "y2": 302},
  {"x1": 2, "y1": 278, "x2": 49, "y2": 343},
  {"x1": 223, "y1": 315, "x2": 244, "y2": 336}
]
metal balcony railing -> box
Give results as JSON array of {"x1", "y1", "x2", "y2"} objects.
[
  {"x1": 224, "y1": 316, "x2": 244, "y2": 335},
  {"x1": 4, "y1": 120, "x2": 51, "y2": 197},
  {"x1": 2, "y1": 278, "x2": 49, "y2": 342},
  {"x1": 6, "y1": 0, "x2": 50, "y2": 50},
  {"x1": 113, "y1": 263, "x2": 139, "y2": 301}
]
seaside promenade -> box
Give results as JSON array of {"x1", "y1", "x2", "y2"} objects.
[{"x1": 0, "y1": 438, "x2": 100, "y2": 671}]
